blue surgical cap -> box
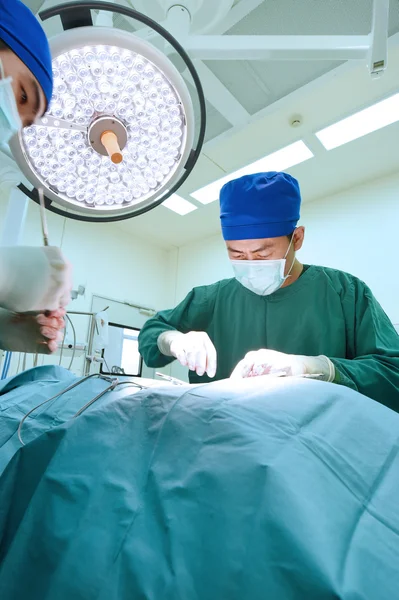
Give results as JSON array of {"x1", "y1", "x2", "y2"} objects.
[
  {"x1": 220, "y1": 171, "x2": 301, "y2": 241},
  {"x1": 0, "y1": 0, "x2": 53, "y2": 104}
]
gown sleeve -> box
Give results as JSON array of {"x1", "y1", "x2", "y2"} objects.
[
  {"x1": 138, "y1": 285, "x2": 214, "y2": 368},
  {"x1": 330, "y1": 277, "x2": 399, "y2": 412}
]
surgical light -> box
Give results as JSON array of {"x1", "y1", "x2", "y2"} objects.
[
  {"x1": 191, "y1": 141, "x2": 313, "y2": 205},
  {"x1": 316, "y1": 92, "x2": 399, "y2": 150},
  {"x1": 10, "y1": 2, "x2": 206, "y2": 223}
]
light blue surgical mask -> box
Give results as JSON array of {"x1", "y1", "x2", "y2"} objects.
[
  {"x1": 231, "y1": 234, "x2": 296, "y2": 296},
  {"x1": 0, "y1": 60, "x2": 22, "y2": 144}
]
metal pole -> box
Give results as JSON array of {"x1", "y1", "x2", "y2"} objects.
[
  {"x1": 184, "y1": 34, "x2": 370, "y2": 61},
  {"x1": 368, "y1": 0, "x2": 390, "y2": 77},
  {"x1": 91, "y1": 293, "x2": 156, "y2": 316},
  {"x1": 85, "y1": 315, "x2": 97, "y2": 376},
  {"x1": 165, "y1": 4, "x2": 191, "y2": 40}
]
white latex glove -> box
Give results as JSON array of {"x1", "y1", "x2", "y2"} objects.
[
  {"x1": 157, "y1": 330, "x2": 217, "y2": 378},
  {"x1": 230, "y1": 349, "x2": 335, "y2": 382},
  {"x1": 0, "y1": 307, "x2": 65, "y2": 354},
  {"x1": 0, "y1": 246, "x2": 72, "y2": 313}
]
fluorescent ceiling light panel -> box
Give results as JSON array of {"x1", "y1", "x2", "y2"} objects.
[
  {"x1": 191, "y1": 140, "x2": 314, "y2": 205},
  {"x1": 162, "y1": 194, "x2": 197, "y2": 215},
  {"x1": 316, "y1": 92, "x2": 399, "y2": 150}
]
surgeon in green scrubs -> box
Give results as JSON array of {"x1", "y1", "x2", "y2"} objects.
[{"x1": 139, "y1": 171, "x2": 399, "y2": 411}]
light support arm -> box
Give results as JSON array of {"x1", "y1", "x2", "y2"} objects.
[
  {"x1": 166, "y1": 4, "x2": 191, "y2": 40},
  {"x1": 183, "y1": 35, "x2": 371, "y2": 61},
  {"x1": 368, "y1": 0, "x2": 390, "y2": 77},
  {"x1": 133, "y1": 0, "x2": 388, "y2": 76}
]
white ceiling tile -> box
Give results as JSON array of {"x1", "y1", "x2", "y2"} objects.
[
  {"x1": 228, "y1": 0, "x2": 374, "y2": 35},
  {"x1": 247, "y1": 59, "x2": 342, "y2": 100},
  {"x1": 204, "y1": 59, "x2": 341, "y2": 116},
  {"x1": 203, "y1": 60, "x2": 271, "y2": 114}
]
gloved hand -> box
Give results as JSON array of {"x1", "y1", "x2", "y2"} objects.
[
  {"x1": 157, "y1": 330, "x2": 217, "y2": 378},
  {"x1": 230, "y1": 349, "x2": 335, "y2": 382},
  {"x1": 0, "y1": 246, "x2": 72, "y2": 313},
  {"x1": 0, "y1": 307, "x2": 65, "y2": 354}
]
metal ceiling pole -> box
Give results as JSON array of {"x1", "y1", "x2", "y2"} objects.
[
  {"x1": 368, "y1": 0, "x2": 390, "y2": 77},
  {"x1": 165, "y1": 5, "x2": 192, "y2": 40},
  {"x1": 182, "y1": 34, "x2": 371, "y2": 61}
]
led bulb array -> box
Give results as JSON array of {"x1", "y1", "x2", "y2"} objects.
[{"x1": 21, "y1": 45, "x2": 186, "y2": 209}]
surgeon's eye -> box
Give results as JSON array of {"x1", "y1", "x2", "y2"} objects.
[{"x1": 20, "y1": 87, "x2": 28, "y2": 105}]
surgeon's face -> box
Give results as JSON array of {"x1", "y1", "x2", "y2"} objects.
[
  {"x1": 0, "y1": 48, "x2": 47, "y2": 128},
  {"x1": 226, "y1": 227, "x2": 305, "y2": 274}
]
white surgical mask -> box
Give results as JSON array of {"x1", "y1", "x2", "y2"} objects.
[
  {"x1": 231, "y1": 234, "x2": 295, "y2": 296},
  {"x1": 0, "y1": 60, "x2": 22, "y2": 144}
]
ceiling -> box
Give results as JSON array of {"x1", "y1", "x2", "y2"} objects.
[{"x1": 24, "y1": 0, "x2": 399, "y2": 248}]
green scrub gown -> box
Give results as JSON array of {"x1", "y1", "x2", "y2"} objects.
[{"x1": 139, "y1": 265, "x2": 399, "y2": 411}]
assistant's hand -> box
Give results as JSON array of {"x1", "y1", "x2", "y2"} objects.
[
  {"x1": 230, "y1": 349, "x2": 335, "y2": 382},
  {"x1": 35, "y1": 308, "x2": 66, "y2": 353},
  {"x1": 157, "y1": 330, "x2": 217, "y2": 378},
  {"x1": 0, "y1": 308, "x2": 65, "y2": 354},
  {"x1": 0, "y1": 246, "x2": 73, "y2": 313}
]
